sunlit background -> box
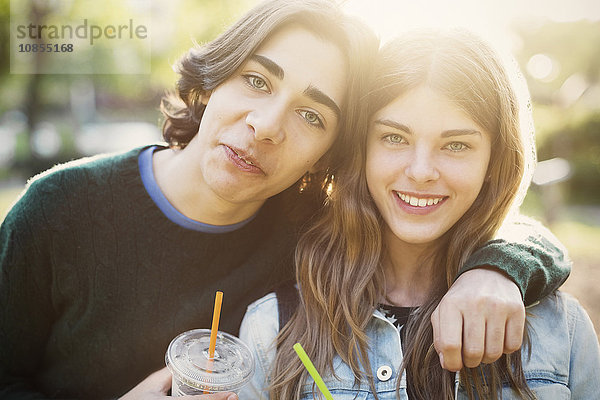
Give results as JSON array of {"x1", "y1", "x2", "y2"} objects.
[{"x1": 1, "y1": 0, "x2": 599, "y2": 337}]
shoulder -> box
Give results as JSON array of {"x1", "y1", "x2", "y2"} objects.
[
  {"x1": 495, "y1": 214, "x2": 569, "y2": 256},
  {"x1": 528, "y1": 291, "x2": 590, "y2": 325},
  {"x1": 526, "y1": 291, "x2": 574, "y2": 333},
  {"x1": 29, "y1": 146, "x2": 147, "y2": 197},
  {"x1": 244, "y1": 292, "x2": 280, "y2": 332},
  {"x1": 524, "y1": 291, "x2": 597, "y2": 367},
  {"x1": 240, "y1": 292, "x2": 280, "y2": 390},
  {"x1": 522, "y1": 291, "x2": 600, "y2": 396},
  {"x1": 553, "y1": 291, "x2": 598, "y2": 343},
  {"x1": 4, "y1": 146, "x2": 149, "y2": 228},
  {"x1": 241, "y1": 292, "x2": 280, "y2": 355},
  {"x1": 27, "y1": 146, "x2": 147, "y2": 188}
]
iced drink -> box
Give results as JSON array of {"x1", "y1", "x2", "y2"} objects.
[{"x1": 165, "y1": 329, "x2": 255, "y2": 396}]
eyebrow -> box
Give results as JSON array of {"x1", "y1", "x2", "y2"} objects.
[
  {"x1": 250, "y1": 54, "x2": 342, "y2": 121},
  {"x1": 440, "y1": 129, "x2": 482, "y2": 138},
  {"x1": 304, "y1": 85, "x2": 341, "y2": 120},
  {"x1": 374, "y1": 119, "x2": 411, "y2": 133},
  {"x1": 250, "y1": 54, "x2": 284, "y2": 80},
  {"x1": 374, "y1": 119, "x2": 481, "y2": 138}
]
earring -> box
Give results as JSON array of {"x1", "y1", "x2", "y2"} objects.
[{"x1": 299, "y1": 172, "x2": 311, "y2": 193}]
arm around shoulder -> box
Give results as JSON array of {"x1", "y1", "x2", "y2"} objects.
[{"x1": 459, "y1": 216, "x2": 571, "y2": 306}]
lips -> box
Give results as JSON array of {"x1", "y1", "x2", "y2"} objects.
[
  {"x1": 396, "y1": 192, "x2": 447, "y2": 207},
  {"x1": 394, "y1": 191, "x2": 448, "y2": 214},
  {"x1": 223, "y1": 145, "x2": 264, "y2": 174}
]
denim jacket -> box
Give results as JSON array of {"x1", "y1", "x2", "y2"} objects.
[{"x1": 239, "y1": 291, "x2": 600, "y2": 399}]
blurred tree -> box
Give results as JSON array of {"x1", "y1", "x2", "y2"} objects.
[
  {"x1": 0, "y1": 0, "x2": 8, "y2": 77},
  {"x1": 536, "y1": 112, "x2": 600, "y2": 204},
  {"x1": 515, "y1": 20, "x2": 600, "y2": 99},
  {"x1": 0, "y1": 0, "x2": 257, "y2": 178},
  {"x1": 515, "y1": 20, "x2": 600, "y2": 206}
]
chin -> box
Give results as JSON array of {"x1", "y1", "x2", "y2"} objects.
[{"x1": 392, "y1": 227, "x2": 446, "y2": 246}]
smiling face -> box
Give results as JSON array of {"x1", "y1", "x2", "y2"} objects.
[
  {"x1": 181, "y1": 24, "x2": 347, "y2": 211},
  {"x1": 366, "y1": 85, "x2": 492, "y2": 248}
]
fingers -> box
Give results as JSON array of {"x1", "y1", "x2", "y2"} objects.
[
  {"x1": 480, "y1": 301, "x2": 524, "y2": 364},
  {"x1": 463, "y1": 300, "x2": 525, "y2": 366},
  {"x1": 146, "y1": 367, "x2": 173, "y2": 394},
  {"x1": 462, "y1": 310, "x2": 485, "y2": 368},
  {"x1": 118, "y1": 367, "x2": 174, "y2": 399},
  {"x1": 503, "y1": 304, "x2": 525, "y2": 354},
  {"x1": 433, "y1": 301, "x2": 504, "y2": 371},
  {"x1": 119, "y1": 368, "x2": 239, "y2": 400},
  {"x1": 146, "y1": 368, "x2": 238, "y2": 400},
  {"x1": 432, "y1": 302, "x2": 464, "y2": 372},
  {"x1": 480, "y1": 316, "x2": 505, "y2": 364},
  {"x1": 433, "y1": 268, "x2": 527, "y2": 371}
]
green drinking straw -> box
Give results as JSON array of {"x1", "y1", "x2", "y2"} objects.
[{"x1": 293, "y1": 343, "x2": 334, "y2": 400}]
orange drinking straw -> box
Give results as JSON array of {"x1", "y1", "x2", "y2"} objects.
[
  {"x1": 203, "y1": 291, "x2": 223, "y2": 394},
  {"x1": 208, "y1": 291, "x2": 223, "y2": 360}
]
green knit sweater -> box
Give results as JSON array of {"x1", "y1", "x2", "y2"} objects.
[{"x1": 0, "y1": 147, "x2": 570, "y2": 399}]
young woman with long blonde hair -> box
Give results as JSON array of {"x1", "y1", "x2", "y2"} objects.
[{"x1": 240, "y1": 29, "x2": 599, "y2": 399}]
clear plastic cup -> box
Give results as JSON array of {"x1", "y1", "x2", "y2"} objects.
[{"x1": 165, "y1": 329, "x2": 255, "y2": 396}]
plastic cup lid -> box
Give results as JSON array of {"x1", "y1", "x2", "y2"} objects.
[{"x1": 165, "y1": 329, "x2": 255, "y2": 393}]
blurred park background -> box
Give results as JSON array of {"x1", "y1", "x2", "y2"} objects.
[{"x1": 1, "y1": 0, "x2": 599, "y2": 338}]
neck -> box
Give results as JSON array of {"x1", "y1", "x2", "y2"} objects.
[
  {"x1": 153, "y1": 148, "x2": 264, "y2": 226},
  {"x1": 381, "y1": 228, "x2": 438, "y2": 307}
]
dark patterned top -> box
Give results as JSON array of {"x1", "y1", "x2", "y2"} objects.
[{"x1": 378, "y1": 304, "x2": 415, "y2": 329}]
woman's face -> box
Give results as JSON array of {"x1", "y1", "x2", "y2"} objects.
[
  {"x1": 183, "y1": 24, "x2": 346, "y2": 209},
  {"x1": 366, "y1": 85, "x2": 492, "y2": 247}
]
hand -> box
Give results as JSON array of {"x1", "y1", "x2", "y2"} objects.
[
  {"x1": 431, "y1": 267, "x2": 525, "y2": 372},
  {"x1": 119, "y1": 367, "x2": 238, "y2": 400}
]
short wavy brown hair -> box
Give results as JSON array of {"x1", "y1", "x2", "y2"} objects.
[{"x1": 160, "y1": 0, "x2": 377, "y2": 157}]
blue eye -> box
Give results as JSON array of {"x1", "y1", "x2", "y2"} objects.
[{"x1": 299, "y1": 110, "x2": 324, "y2": 129}]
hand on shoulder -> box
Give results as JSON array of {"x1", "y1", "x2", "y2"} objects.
[{"x1": 431, "y1": 267, "x2": 525, "y2": 371}]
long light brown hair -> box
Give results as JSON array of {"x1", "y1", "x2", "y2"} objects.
[{"x1": 270, "y1": 29, "x2": 537, "y2": 399}]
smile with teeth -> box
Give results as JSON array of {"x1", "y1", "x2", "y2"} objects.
[{"x1": 396, "y1": 192, "x2": 446, "y2": 207}]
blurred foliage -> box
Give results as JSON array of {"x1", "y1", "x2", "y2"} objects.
[
  {"x1": 536, "y1": 112, "x2": 600, "y2": 204},
  {"x1": 515, "y1": 20, "x2": 600, "y2": 92},
  {"x1": 0, "y1": 0, "x2": 256, "y2": 114},
  {"x1": 514, "y1": 19, "x2": 600, "y2": 205},
  {"x1": 0, "y1": 0, "x2": 256, "y2": 178},
  {"x1": 0, "y1": 0, "x2": 10, "y2": 76}
]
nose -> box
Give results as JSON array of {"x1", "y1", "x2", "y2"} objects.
[
  {"x1": 245, "y1": 105, "x2": 286, "y2": 145},
  {"x1": 405, "y1": 146, "x2": 440, "y2": 183}
]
